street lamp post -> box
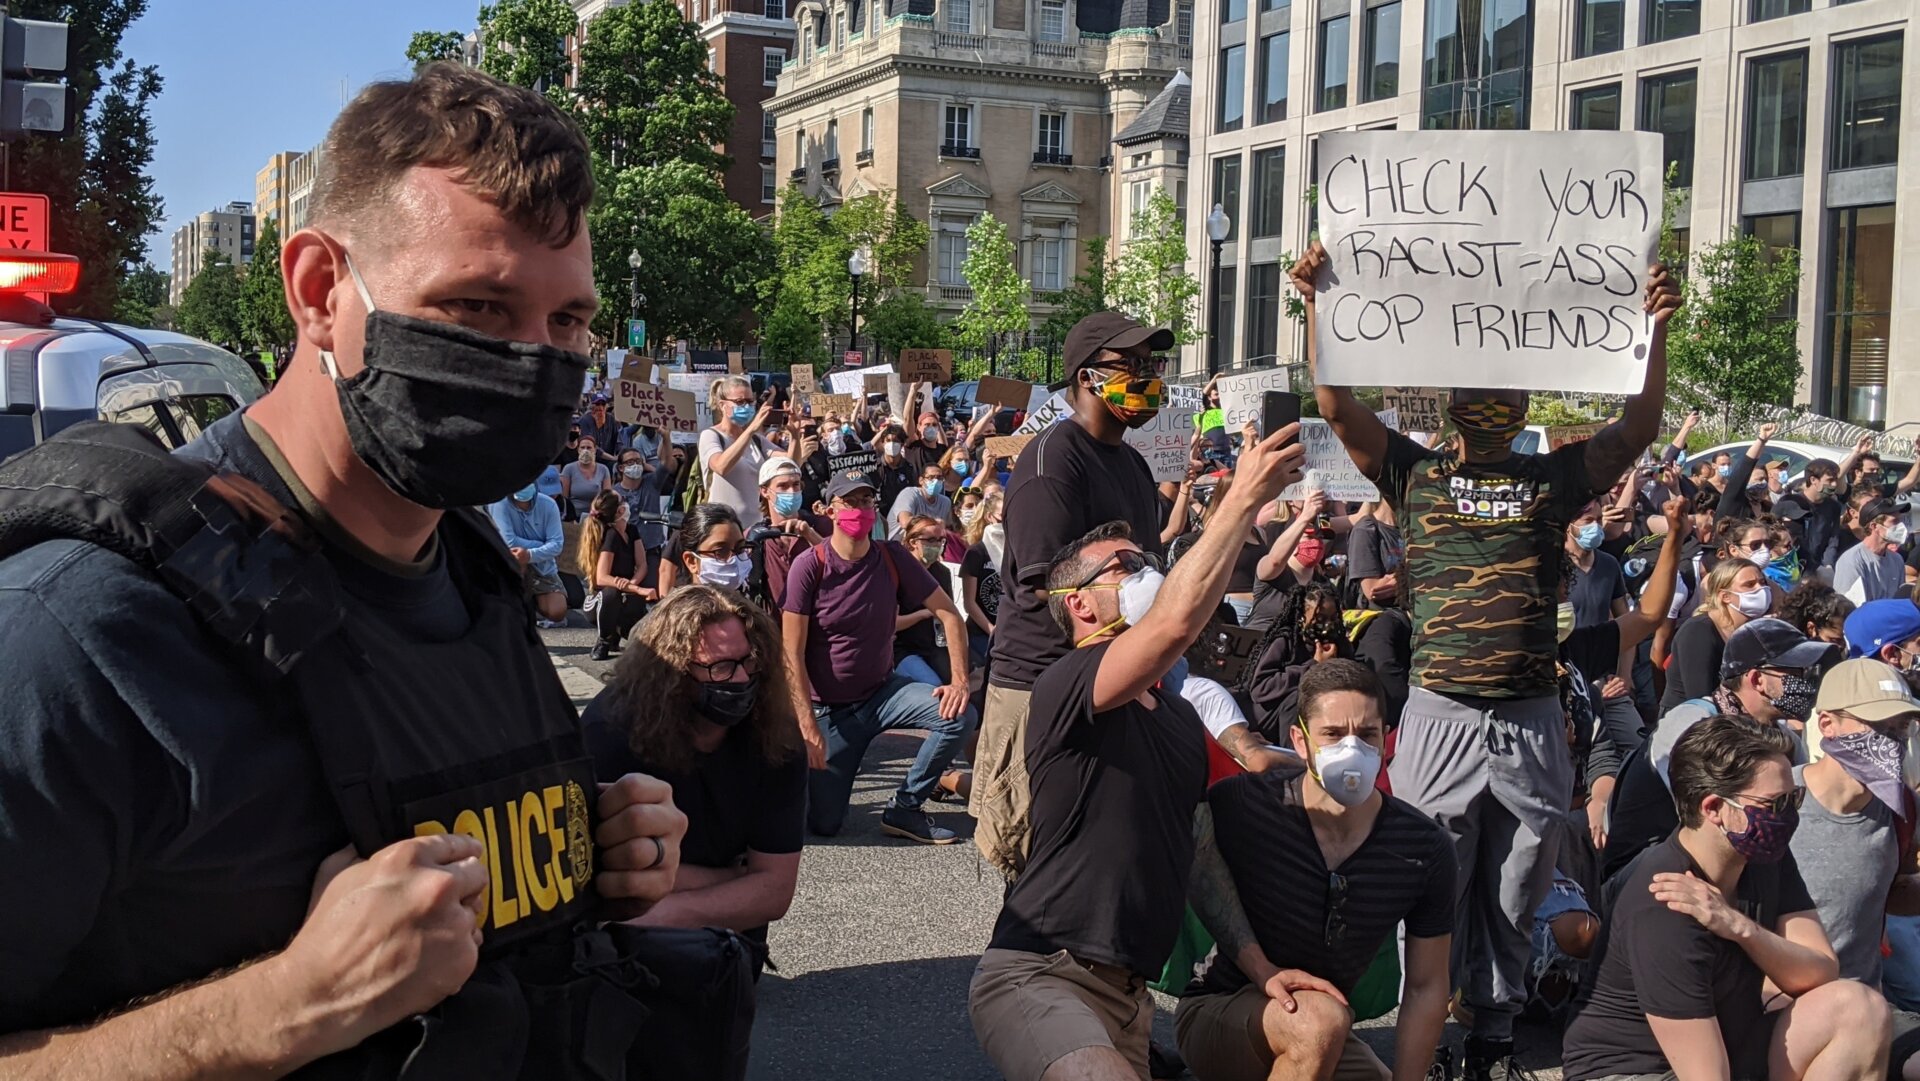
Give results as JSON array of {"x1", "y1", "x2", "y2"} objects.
[
  {"x1": 1205, "y1": 204, "x2": 1230, "y2": 377},
  {"x1": 848, "y1": 247, "x2": 870, "y2": 361},
  {"x1": 626, "y1": 248, "x2": 642, "y2": 354}
]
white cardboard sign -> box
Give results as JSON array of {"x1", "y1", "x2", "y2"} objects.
[
  {"x1": 1012, "y1": 390, "x2": 1197, "y2": 483},
  {"x1": 1214, "y1": 369, "x2": 1298, "y2": 432},
  {"x1": 1313, "y1": 130, "x2": 1662, "y2": 394},
  {"x1": 1279, "y1": 414, "x2": 1397, "y2": 502},
  {"x1": 664, "y1": 372, "x2": 713, "y2": 445},
  {"x1": 827, "y1": 364, "x2": 895, "y2": 395}
]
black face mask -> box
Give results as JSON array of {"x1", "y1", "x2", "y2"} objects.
[
  {"x1": 693, "y1": 674, "x2": 759, "y2": 728},
  {"x1": 322, "y1": 258, "x2": 589, "y2": 510}
]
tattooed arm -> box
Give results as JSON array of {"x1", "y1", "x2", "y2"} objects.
[
  {"x1": 1188, "y1": 804, "x2": 1278, "y2": 987},
  {"x1": 1213, "y1": 723, "x2": 1298, "y2": 775}
]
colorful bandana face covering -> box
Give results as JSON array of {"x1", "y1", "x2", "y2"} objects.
[
  {"x1": 1824, "y1": 727, "x2": 1910, "y2": 819},
  {"x1": 1448, "y1": 398, "x2": 1526, "y2": 456},
  {"x1": 1086, "y1": 368, "x2": 1164, "y2": 429}
]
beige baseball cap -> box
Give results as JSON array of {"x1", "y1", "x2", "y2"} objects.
[{"x1": 1814, "y1": 658, "x2": 1920, "y2": 724}]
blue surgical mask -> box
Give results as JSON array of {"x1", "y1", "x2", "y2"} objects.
[
  {"x1": 1575, "y1": 523, "x2": 1605, "y2": 550},
  {"x1": 774, "y1": 491, "x2": 804, "y2": 516},
  {"x1": 730, "y1": 404, "x2": 756, "y2": 425},
  {"x1": 1717, "y1": 463, "x2": 1732, "y2": 478},
  {"x1": 954, "y1": 460, "x2": 971, "y2": 477},
  {"x1": 924, "y1": 478, "x2": 944, "y2": 497},
  {"x1": 512, "y1": 484, "x2": 539, "y2": 503}
]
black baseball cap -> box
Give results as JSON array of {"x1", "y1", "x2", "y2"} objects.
[
  {"x1": 826, "y1": 467, "x2": 877, "y2": 501},
  {"x1": 1719, "y1": 617, "x2": 1842, "y2": 681},
  {"x1": 1861, "y1": 497, "x2": 1901, "y2": 524},
  {"x1": 1060, "y1": 312, "x2": 1175, "y2": 384}
]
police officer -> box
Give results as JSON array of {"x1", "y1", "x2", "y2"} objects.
[{"x1": 0, "y1": 65, "x2": 688, "y2": 1076}]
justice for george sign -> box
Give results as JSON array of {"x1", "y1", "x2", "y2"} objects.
[{"x1": 1314, "y1": 130, "x2": 1662, "y2": 394}]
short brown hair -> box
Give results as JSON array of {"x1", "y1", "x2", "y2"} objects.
[
  {"x1": 313, "y1": 62, "x2": 593, "y2": 247},
  {"x1": 1669, "y1": 714, "x2": 1794, "y2": 828},
  {"x1": 1299, "y1": 659, "x2": 1385, "y2": 723}
]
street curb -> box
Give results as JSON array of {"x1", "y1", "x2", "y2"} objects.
[{"x1": 551, "y1": 656, "x2": 606, "y2": 711}]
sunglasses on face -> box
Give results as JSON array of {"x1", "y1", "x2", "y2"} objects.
[
  {"x1": 1070, "y1": 548, "x2": 1165, "y2": 591},
  {"x1": 1722, "y1": 787, "x2": 1805, "y2": 816}
]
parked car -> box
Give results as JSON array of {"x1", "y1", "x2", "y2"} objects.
[
  {"x1": 1687, "y1": 437, "x2": 1914, "y2": 507},
  {"x1": 939, "y1": 380, "x2": 1022, "y2": 433}
]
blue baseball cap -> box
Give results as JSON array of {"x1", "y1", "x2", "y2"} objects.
[{"x1": 1845, "y1": 600, "x2": 1920, "y2": 659}]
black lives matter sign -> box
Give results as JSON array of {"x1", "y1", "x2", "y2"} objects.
[{"x1": 1313, "y1": 131, "x2": 1662, "y2": 395}]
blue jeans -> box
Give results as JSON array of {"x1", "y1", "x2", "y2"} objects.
[
  {"x1": 1886, "y1": 916, "x2": 1920, "y2": 1011},
  {"x1": 808, "y1": 672, "x2": 977, "y2": 836},
  {"x1": 894, "y1": 654, "x2": 943, "y2": 687}
]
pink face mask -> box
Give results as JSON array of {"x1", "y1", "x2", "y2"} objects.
[{"x1": 834, "y1": 507, "x2": 878, "y2": 537}]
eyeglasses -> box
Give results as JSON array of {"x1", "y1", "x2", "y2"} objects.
[
  {"x1": 1070, "y1": 548, "x2": 1164, "y2": 590},
  {"x1": 723, "y1": 396, "x2": 755, "y2": 406},
  {"x1": 1324, "y1": 872, "x2": 1349, "y2": 947},
  {"x1": 688, "y1": 654, "x2": 759, "y2": 682},
  {"x1": 835, "y1": 493, "x2": 877, "y2": 510},
  {"x1": 1721, "y1": 788, "x2": 1805, "y2": 816},
  {"x1": 697, "y1": 543, "x2": 751, "y2": 559}
]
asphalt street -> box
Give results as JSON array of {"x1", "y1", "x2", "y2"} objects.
[{"x1": 542, "y1": 626, "x2": 1565, "y2": 1081}]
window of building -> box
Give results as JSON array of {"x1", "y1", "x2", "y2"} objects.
[
  {"x1": 1318, "y1": 15, "x2": 1350, "y2": 111},
  {"x1": 1362, "y1": 1, "x2": 1400, "y2": 103},
  {"x1": 1245, "y1": 262, "x2": 1284, "y2": 364},
  {"x1": 795, "y1": 129, "x2": 807, "y2": 166},
  {"x1": 802, "y1": 23, "x2": 812, "y2": 57},
  {"x1": 1223, "y1": 0, "x2": 1246, "y2": 24},
  {"x1": 1129, "y1": 180, "x2": 1154, "y2": 230},
  {"x1": 1037, "y1": 112, "x2": 1066, "y2": 158},
  {"x1": 1638, "y1": 70, "x2": 1696, "y2": 186},
  {"x1": 1218, "y1": 43, "x2": 1247, "y2": 131},
  {"x1": 1748, "y1": 0, "x2": 1807, "y2": 21},
  {"x1": 1744, "y1": 51, "x2": 1806, "y2": 181},
  {"x1": 1574, "y1": 0, "x2": 1621, "y2": 56},
  {"x1": 1642, "y1": 0, "x2": 1697, "y2": 44},
  {"x1": 1741, "y1": 212, "x2": 1800, "y2": 321},
  {"x1": 825, "y1": 119, "x2": 839, "y2": 160},
  {"x1": 1831, "y1": 35, "x2": 1902, "y2": 171},
  {"x1": 937, "y1": 216, "x2": 973, "y2": 284},
  {"x1": 764, "y1": 48, "x2": 787, "y2": 84},
  {"x1": 1039, "y1": 0, "x2": 1067, "y2": 41},
  {"x1": 834, "y1": 11, "x2": 845, "y2": 47},
  {"x1": 1212, "y1": 154, "x2": 1242, "y2": 242},
  {"x1": 944, "y1": 104, "x2": 974, "y2": 152},
  {"x1": 1257, "y1": 32, "x2": 1290, "y2": 123},
  {"x1": 1259, "y1": 0, "x2": 1287, "y2": 12},
  {"x1": 763, "y1": 166, "x2": 778, "y2": 203},
  {"x1": 947, "y1": 0, "x2": 972, "y2": 32},
  {"x1": 765, "y1": 0, "x2": 786, "y2": 19},
  {"x1": 850, "y1": 0, "x2": 864, "y2": 33},
  {"x1": 763, "y1": 110, "x2": 778, "y2": 156},
  {"x1": 1421, "y1": 0, "x2": 1531, "y2": 129},
  {"x1": 862, "y1": 107, "x2": 875, "y2": 151},
  {"x1": 1250, "y1": 146, "x2": 1285, "y2": 238},
  {"x1": 1570, "y1": 84, "x2": 1620, "y2": 129},
  {"x1": 1030, "y1": 225, "x2": 1066, "y2": 291},
  {"x1": 709, "y1": 47, "x2": 718, "y2": 71},
  {"x1": 1824, "y1": 204, "x2": 1894, "y2": 425},
  {"x1": 1177, "y1": 1, "x2": 1194, "y2": 43},
  {"x1": 1213, "y1": 265, "x2": 1238, "y2": 366}
]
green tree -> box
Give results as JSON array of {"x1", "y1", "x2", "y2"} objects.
[
  {"x1": 239, "y1": 220, "x2": 296, "y2": 352},
  {"x1": 175, "y1": 251, "x2": 245, "y2": 347},
  {"x1": 1664, "y1": 233, "x2": 1802, "y2": 432},
  {"x1": 476, "y1": 0, "x2": 575, "y2": 93},
  {"x1": 592, "y1": 161, "x2": 773, "y2": 345},
  {"x1": 769, "y1": 185, "x2": 850, "y2": 328},
  {"x1": 113, "y1": 264, "x2": 168, "y2": 326},
  {"x1": 951, "y1": 214, "x2": 1029, "y2": 379},
  {"x1": 1109, "y1": 187, "x2": 1201, "y2": 343},
  {"x1": 832, "y1": 191, "x2": 932, "y2": 296},
  {"x1": 759, "y1": 288, "x2": 828, "y2": 367},
  {"x1": 574, "y1": 0, "x2": 733, "y2": 174},
  {"x1": 1039, "y1": 234, "x2": 1111, "y2": 343},
  {"x1": 406, "y1": 30, "x2": 468, "y2": 67},
  {"x1": 863, "y1": 290, "x2": 947, "y2": 360},
  {"x1": 13, "y1": 0, "x2": 162, "y2": 319}
]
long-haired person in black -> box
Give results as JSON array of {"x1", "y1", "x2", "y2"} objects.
[
  {"x1": 581, "y1": 489, "x2": 655, "y2": 660},
  {"x1": 581, "y1": 585, "x2": 806, "y2": 968}
]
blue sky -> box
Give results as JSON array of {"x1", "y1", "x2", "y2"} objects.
[{"x1": 124, "y1": 0, "x2": 482, "y2": 262}]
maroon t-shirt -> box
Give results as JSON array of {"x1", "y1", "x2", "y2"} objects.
[{"x1": 784, "y1": 539, "x2": 937, "y2": 704}]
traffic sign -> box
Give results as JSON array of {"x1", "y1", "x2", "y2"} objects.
[
  {"x1": 843, "y1": 350, "x2": 864, "y2": 366},
  {"x1": 0, "y1": 192, "x2": 48, "y2": 252},
  {"x1": 627, "y1": 318, "x2": 645, "y2": 350}
]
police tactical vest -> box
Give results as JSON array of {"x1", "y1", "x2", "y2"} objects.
[{"x1": 0, "y1": 422, "x2": 753, "y2": 1080}]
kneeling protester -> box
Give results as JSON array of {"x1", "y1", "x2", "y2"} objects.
[{"x1": 1180, "y1": 659, "x2": 1457, "y2": 1081}]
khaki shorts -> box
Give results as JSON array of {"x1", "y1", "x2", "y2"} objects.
[
  {"x1": 971, "y1": 684, "x2": 1033, "y2": 879},
  {"x1": 1175, "y1": 984, "x2": 1389, "y2": 1081},
  {"x1": 969, "y1": 948, "x2": 1153, "y2": 1081}
]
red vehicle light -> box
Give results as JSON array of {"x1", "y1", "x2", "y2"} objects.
[{"x1": 0, "y1": 250, "x2": 79, "y2": 295}]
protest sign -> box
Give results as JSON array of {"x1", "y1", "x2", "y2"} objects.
[
  {"x1": 827, "y1": 364, "x2": 894, "y2": 395},
  {"x1": 899, "y1": 348, "x2": 953, "y2": 384},
  {"x1": 606, "y1": 349, "x2": 627, "y2": 381},
  {"x1": 976, "y1": 375, "x2": 1034, "y2": 411},
  {"x1": 663, "y1": 372, "x2": 713, "y2": 444},
  {"x1": 790, "y1": 364, "x2": 817, "y2": 400},
  {"x1": 983, "y1": 434, "x2": 1035, "y2": 463},
  {"x1": 727, "y1": 350, "x2": 745, "y2": 374},
  {"x1": 827, "y1": 449, "x2": 878, "y2": 477},
  {"x1": 689, "y1": 349, "x2": 730, "y2": 373},
  {"x1": 1313, "y1": 130, "x2": 1662, "y2": 394},
  {"x1": 1280, "y1": 418, "x2": 1386, "y2": 502},
  {"x1": 1547, "y1": 422, "x2": 1608, "y2": 449},
  {"x1": 1382, "y1": 386, "x2": 1444, "y2": 433},
  {"x1": 611, "y1": 378, "x2": 697, "y2": 439},
  {"x1": 811, "y1": 393, "x2": 858, "y2": 419},
  {"x1": 1015, "y1": 391, "x2": 1070, "y2": 435},
  {"x1": 1214, "y1": 368, "x2": 1298, "y2": 431},
  {"x1": 1013, "y1": 390, "x2": 1196, "y2": 482},
  {"x1": 863, "y1": 373, "x2": 890, "y2": 395}
]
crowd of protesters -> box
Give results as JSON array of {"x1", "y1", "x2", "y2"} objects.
[{"x1": 483, "y1": 238, "x2": 1920, "y2": 1081}]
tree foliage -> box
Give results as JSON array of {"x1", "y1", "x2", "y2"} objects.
[
  {"x1": 765, "y1": 186, "x2": 932, "y2": 345},
  {"x1": 113, "y1": 263, "x2": 167, "y2": 327},
  {"x1": 1109, "y1": 187, "x2": 1201, "y2": 343},
  {"x1": 476, "y1": 0, "x2": 575, "y2": 93},
  {"x1": 1039, "y1": 234, "x2": 1110, "y2": 343},
  {"x1": 175, "y1": 251, "x2": 244, "y2": 348},
  {"x1": 1664, "y1": 232, "x2": 1803, "y2": 432},
  {"x1": 759, "y1": 288, "x2": 828, "y2": 367},
  {"x1": 863, "y1": 290, "x2": 947, "y2": 360},
  {"x1": 13, "y1": 0, "x2": 162, "y2": 319},
  {"x1": 238, "y1": 219, "x2": 296, "y2": 352},
  {"x1": 953, "y1": 213, "x2": 1028, "y2": 354},
  {"x1": 592, "y1": 161, "x2": 773, "y2": 345},
  {"x1": 574, "y1": 0, "x2": 733, "y2": 174},
  {"x1": 406, "y1": 30, "x2": 468, "y2": 67}
]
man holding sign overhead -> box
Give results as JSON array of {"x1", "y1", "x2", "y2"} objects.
[{"x1": 1290, "y1": 128, "x2": 1682, "y2": 1081}]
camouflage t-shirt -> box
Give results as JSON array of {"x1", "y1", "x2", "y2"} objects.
[{"x1": 1376, "y1": 431, "x2": 1600, "y2": 699}]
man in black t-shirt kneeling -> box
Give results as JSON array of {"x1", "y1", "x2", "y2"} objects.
[
  {"x1": 969, "y1": 420, "x2": 1305, "y2": 1081},
  {"x1": 1563, "y1": 715, "x2": 1890, "y2": 1081},
  {"x1": 1179, "y1": 660, "x2": 1456, "y2": 1081}
]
